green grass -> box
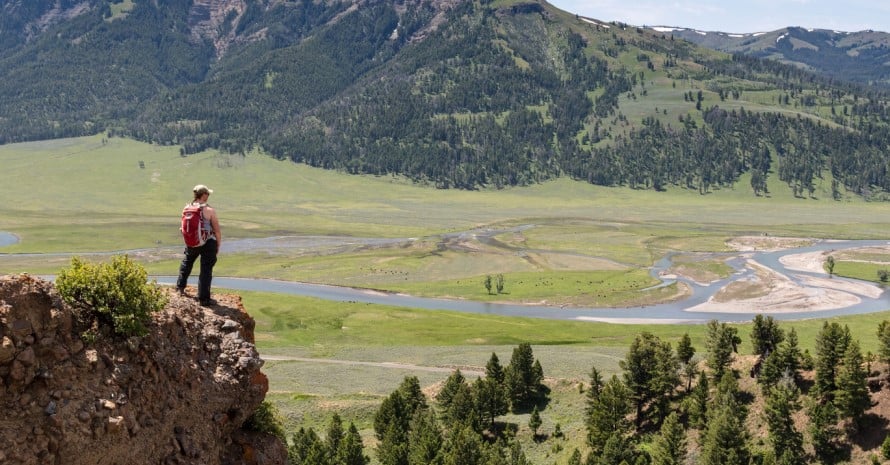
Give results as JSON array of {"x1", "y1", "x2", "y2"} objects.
[
  {"x1": 835, "y1": 261, "x2": 890, "y2": 283},
  {"x1": 382, "y1": 269, "x2": 683, "y2": 307}
]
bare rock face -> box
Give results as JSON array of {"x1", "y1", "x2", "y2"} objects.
[
  {"x1": 187, "y1": 0, "x2": 249, "y2": 56},
  {"x1": 0, "y1": 274, "x2": 285, "y2": 465}
]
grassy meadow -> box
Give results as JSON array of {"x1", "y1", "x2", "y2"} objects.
[{"x1": 3, "y1": 135, "x2": 890, "y2": 462}]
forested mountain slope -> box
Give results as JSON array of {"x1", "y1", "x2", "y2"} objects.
[{"x1": 2, "y1": 0, "x2": 890, "y2": 197}]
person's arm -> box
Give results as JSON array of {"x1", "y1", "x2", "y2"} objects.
[{"x1": 208, "y1": 207, "x2": 221, "y2": 250}]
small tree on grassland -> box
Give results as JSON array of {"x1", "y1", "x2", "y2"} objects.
[{"x1": 528, "y1": 406, "x2": 542, "y2": 437}]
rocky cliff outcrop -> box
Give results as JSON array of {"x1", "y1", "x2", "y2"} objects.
[
  {"x1": 0, "y1": 274, "x2": 286, "y2": 465},
  {"x1": 187, "y1": 0, "x2": 250, "y2": 57}
]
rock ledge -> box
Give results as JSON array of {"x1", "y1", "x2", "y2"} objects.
[{"x1": 0, "y1": 274, "x2": 285, "y2": 465}]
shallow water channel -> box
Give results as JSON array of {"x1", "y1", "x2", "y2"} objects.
[{"x1": 0, "y1": 232, "x2": 17, "y2": 247}]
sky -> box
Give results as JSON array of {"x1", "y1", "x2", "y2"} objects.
[{"x1": 548, "y1": 0, "x2": 890, "y2": 33}]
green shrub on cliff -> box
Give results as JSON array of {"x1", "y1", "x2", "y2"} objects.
[
  {"x1": 56, "y1": 255, "x2": 166, "y2": 337},
  {"x1": 244, "y1": 401, "x2": 287, "y2": 442}
]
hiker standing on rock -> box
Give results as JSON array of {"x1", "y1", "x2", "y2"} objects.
[{"x1": 176, "y1": 184, "x2": 221, "y2": 306}]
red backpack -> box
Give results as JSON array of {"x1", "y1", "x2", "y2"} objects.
[{"x1": 181, "y1": 203, "x2": 210, "y2": 247}]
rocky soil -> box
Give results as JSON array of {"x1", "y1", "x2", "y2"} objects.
[{"x1": 0, "y1": 274, "x2": 285, "y2": 465}]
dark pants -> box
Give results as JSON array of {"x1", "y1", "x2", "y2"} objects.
[{"x1": 176, "y1": 239, "x2": 218, "y2": 301}]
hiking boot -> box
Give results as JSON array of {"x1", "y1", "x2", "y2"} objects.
[
  {"x1": 199, "y1": 298, "x2": 217, "y2": 307},
  {"x1": 177, "y1": 287, "x2": 187, "y2": 296}
]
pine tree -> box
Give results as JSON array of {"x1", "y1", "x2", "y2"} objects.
[
  {"x1": 699, "y1": 371, "x2": 750, "y2": 465},
  {"x1": 676, "y1": 333, "x2": 695, "y2": 365},
  {"x1": 446, "y1": 382, "x2": 482, "y2": 433},
  {"x1": 809, "y1": 400, "x2": 842, "y2": 463},
  {"x1": 326, "y1": 414, "x2": 345, "y2": 465},
  {"x1": 505, "y1": 343, "x2": 539, "y2": 411},
  {"x1": 620, "y1": 332, "x2": 678, "y2": 429},
  {"x1": 585, "y1": 375, "x2": 632, "y2": 456},
  {"x1": 585, "y1": 366, "x2": 605, "y2": 412},
  {"x1": 473, "y1": 376, "x2": 508, "y2": 430},
  {"x1": 528, "y1": 406, "x2": 542, "y2": 437},
  {"x1": 532, "y1": 359, "x2": 544, "y2": 387},
  {"x1": 289, "y1": 427, "x2": 324, "y2": 465},
  {"x1": 597, "y1": 432, "x2": 634, "y2": 465},
  {"x1": 761, "y1": 327, "x2": 805, "y2": 390},
  {"x1": 377, "y1": 422, "x2": 410, "y2": 465},
  {"x1": 750, "y1": 314, "x2": 784, "y2": 357},
  {"x1": 407, "y1": 410, "x2": 442, "y2": 465},
  {"x1": 480, "y1": 444, "x2": 509, "y2": 465},
  {"x1": 505, "y1": 440, "x2": 531, "y2": 465},
  {"x1": 441, "y1": 425, "x2": 484, "y2": 465},
  {"x1": 705, "y1": 320, "x2": 740, "y2": 380},
  {"x1": 485, "y1": 352, "x2": 505, "y2": 384},
  {"x1": 375, "y1": 390, "x2": 408, "y2": 441},
  {"x1": 686, "y1": 370, "x2": 709, "y2": 429},
  {"x1": 712, "y1": 371, "x2": 746, "y2": 421},
  {"x1": 698, "y1": 405, "x2": 750, "y2": 465},
  {"x1": 881, "y1": 433, "x2": 890, "y2": 460},
  {"x1": 758, "y1": 349, "x2": 784, "y2": 390},
  {"x1": 375, "y1": 388, "x2": 411, "y2": 465},
  {"x1": 781, "y1": 327, "x2": 803, "y2": 381},
  {"x1": 677, "y1": 332, "x2": 696, "y2": 392},
  {"x1": 877, "y1": 320, "x2": 890, "y2": 367},
  {"x1": 814, "y1": 322, "x2": 852, "y2": 400},
  {"x1": 340, "y1": 423, "x2": 369, "y2": 465},
  {"x1": 304, "y1": 440, "x2": 330, "y2": 465},
  {"x1": 835, "y1": 340, "x2": 871, "y2": 427},
  {"x1": 764, "y1": 381, "x2": 803, "y2": 464},
  {"x1": 398, "y1": 376, "x2": 429, "y2": 415},
  {"x1": 437, "y1": 369, "x2": 466, "y2": 414},
  {"x1": 650, "y1": 412, "x2": 686, "y2": 465}
]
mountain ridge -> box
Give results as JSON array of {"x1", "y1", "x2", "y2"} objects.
[{"x1": 641, "y1": 24, "x2": 890, "y2": 88}]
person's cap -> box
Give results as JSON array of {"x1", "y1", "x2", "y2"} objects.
[{"x1": 193, "y1": 184, "x2": 213, "y2": 196}]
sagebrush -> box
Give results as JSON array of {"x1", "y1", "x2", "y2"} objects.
[{"x1": 56, "y1": 255, "x2": 166, "y2": 337}]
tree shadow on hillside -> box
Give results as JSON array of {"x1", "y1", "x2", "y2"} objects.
[{"x1": 849, "y1": 413, "x2": 889, "y2": 451}]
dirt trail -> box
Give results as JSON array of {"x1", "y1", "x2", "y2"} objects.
[{"x1": 260, "y1": 355, "x2": 485, "y2": 377}]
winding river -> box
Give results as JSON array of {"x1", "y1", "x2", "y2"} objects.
[
  {"x1": 160, "y1": 238, "x2": 890, "y2": 324},
  {"x1": 4, "y1": 230, "x2": 889, "y2": 324}
]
